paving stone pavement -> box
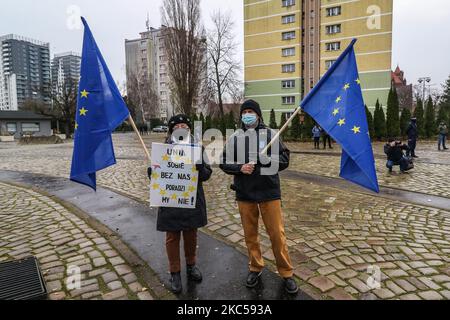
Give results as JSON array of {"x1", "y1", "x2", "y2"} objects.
[
  {"x1": 1, "y1": 134, "x2": 450, "y2": 300},
  {"x1": 0, "y1": 181, "x2": 155, "y2": 300}
]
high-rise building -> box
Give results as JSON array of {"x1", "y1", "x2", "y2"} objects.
[
  {"x1": 0, "y1": 34, "x2": 51, "y2": 111},
  {"x1": 244, "y1": 0, "x2": 393, "y2": 120},
  {"x1": 51, "y1": 52, "x2": 81, "y2": 95},
  {"x1": 125, "y1": 26, "x2": 172, "y2": 122}
]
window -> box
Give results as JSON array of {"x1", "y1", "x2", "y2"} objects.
[
  {"x1": 282, "y1": 64, "x2": 295, "y2": 73},
  {"x1": 282, "y1": 14, "x2": 296, "y2": 24},
  {"x1": 326, "y1": 24, "x2": 341, "y2": 35},
  {"x1": 282, "y1": 47, "x2": 295, "y2": 57},
  {"x1": 21, "y1": 122, "x2": 40, "y2": 132},
  {"x1": 325, "y1": 60, "x2": 337, "y2": 70},
  {"x1": 282, "y1": 31, "x2": 296, "y2": 40},
  {"x1": 6, "y1": 123, "x2": 17, "y2": 133},
  {"x1": 282, "y1": 0, "x2": 295, "y2": 7},
  {"x1": 326, "y1": 6, "x2": 341, "y2": 17},
  {"x1": 282, "y1": 96, "x2": 296, "y2": 105},
  {"x1": 326, "y1": 42, "x2": 341, "y2": 51},
  {"x1": 282, "y1": 80, "x2": 296, "y2": 88}
]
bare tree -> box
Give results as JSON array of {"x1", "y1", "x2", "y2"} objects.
[
  {"x1": 127, "y1": 70, "x2": 159, "y2": 124},
  {"x1": 161, "y1": 0, "x2": 206, "y2": 115},
  {"x1": 207, "y1": 10, "x2": 241, "y2": 118}
]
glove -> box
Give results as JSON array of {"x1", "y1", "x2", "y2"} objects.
[{"x1": 147, "y1": 167, "x2": 152, "y2": 180}]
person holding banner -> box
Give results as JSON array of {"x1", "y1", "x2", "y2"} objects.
[
  {"x1": 219, "y1": 100, "x2": 298, "y2": 295},
  {"x1": 147, "y1": 114, "x2": 212, "y2": 294}
]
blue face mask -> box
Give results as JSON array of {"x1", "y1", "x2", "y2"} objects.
[{"x1": 242, "y1": 114, "x2": 258, "y2": 126}]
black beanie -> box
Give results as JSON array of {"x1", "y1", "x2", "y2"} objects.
[
  {"x1": 240, "y1": 100, "x2": 263, "y2": 120},
  {"x1": 168, "y1": 114, "x2": 192, "y2": 134}
]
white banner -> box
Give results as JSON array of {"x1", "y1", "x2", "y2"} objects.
[{"x1": 149, "y1": 143, "x2": 201, "y2": 209}]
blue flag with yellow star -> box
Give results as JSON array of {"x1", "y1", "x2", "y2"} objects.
[
  {"x1": 301, "y1": 39, "x2": 379, "y2": 193},
  {"x1": 70, "y1": 17, "x2": 130, "y2": 190}
]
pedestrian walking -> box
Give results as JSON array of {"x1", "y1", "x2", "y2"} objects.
[
  {"x1": 438, "y1": 121, "x2": 449, "y2": 151},
  {"x1": 312, "y1": 125, "x2": 321, "y2": 150}
]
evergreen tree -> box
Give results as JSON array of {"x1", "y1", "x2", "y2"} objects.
[
  {"x1": 437, "y1": 105, "x2": 448, "y2": 126},
  {"x1": 205, "y1": 115, "x2": 212, "y2": 132},
  {"x1": 226, "y1": 111, "x2": 236, "y2": 130},
  {"x1": 386, "y1": 87, "x2": 400, "y2": 138},
  {"x1": 424, "y1": 96, "x2": 436, "y2": 138},
  {"x1": 279, "y1": 114, "x2": 289, "y2": 140},
  {"x1": 365, "y1": 105, "x2": 375, "y2": 139},
  {"x1": 414, "y1": 98, "x2": 425, "y2": 138},
  {"x1": 300, "y1": 112, "x2": 314, "y2": 141},
  {"x1": 400, "y1": 108, "x2": 412, "y2": 138},
  {"x1": 269, "y1": 109, "x2": 277, "y2": 129},
  {"x1": 440, "y1": 74, "x2": 450, "y2": 129},
  {"x1": 290, "y1": 112, "x2": 302, "y2": 140},
  {"x1": 373, "y1": 99, "x2": 386, "y2": 140}
]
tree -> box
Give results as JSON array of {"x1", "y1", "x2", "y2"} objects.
[
  {"x1": 400, "y1": 108, "x2": 412, "y2": 138},
  {"x1": 365, "y1": 105, "x2": 375, "y2": 139},
  {"x1": 373, "y1": 100, "x2": 386, "y2": 140},
  {"x1": 269, "y1": 109, "x2": 277, "y2": 129},
  {"x1": 226, "y1": 111, "x2": 236, "y2": 130},
  {"x1": 437, "y1": 105, "x2": 448, "y2": 126},
  {"x1": 127, "y1": 70, "x2": 159, "y2": 125},
  {"x1": 207, "y1": 10, "x2": 241, "y2": 118},
  {"x1": 424, "y1": 96, "x2": 436, "y2": 138},
  {"x1": 279, "y1": 114, "x2": 289, "y2": 140},
  {"x1": 290, "y1": 112, "x2": 302, "y2": 140},
  {"x1": 440, "y1": 74, "x2": 450, "y2": 129},
  {"x1": 386, "y1": 87, "x2": 400, "y2": 138},
  {"x1": 414, "y1": 98, "x2": 425, "y2": 138},
  {"x1": 161, "y1": 0, "x2": 206, "y2": 115},
  {"x1": 204, "y1": 115, "x2": 212, "y2": 131}
]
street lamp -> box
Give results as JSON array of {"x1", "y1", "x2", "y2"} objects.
[{"x1": 418, "y1": 77, "x2": 431, "y2": 104}]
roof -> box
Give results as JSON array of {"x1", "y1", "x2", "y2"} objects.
[{"x1": 0, "y1": 111, "x2": 53, "y2": 120}]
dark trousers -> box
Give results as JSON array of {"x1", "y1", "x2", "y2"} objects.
[
  {"x1": 407, "y1": 139, "x2": 417, "y2": 157},
  {"x1": 323, "y1": 135, "x2": 332, "y2": 149},
  {"x1": 386, "y1": 158, "x2": 409, "y2": 172},
  {"x1": 314, "y1": 137, "x2": 320, "y2": 149},
  {"x1": 166, "y1": 229, "x2": 198, "y2": 273}
]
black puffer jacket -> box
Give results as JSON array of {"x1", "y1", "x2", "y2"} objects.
[
  {"x1": 384, "y1": 143, "x2": 409, "y2": 162},
  {"x1": 406, "y1": 122, "x2": 418, "y2": 140},
  {"x1": 219, "y1": 122, "x2": 290, "y2": 202},
  {"x1": 148, "y1": 138, "x2": 212, "y2": 232}
]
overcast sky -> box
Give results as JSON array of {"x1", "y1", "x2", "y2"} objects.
[{"x1": 1, "y1": 0, "x2": 449, "y2": 92}]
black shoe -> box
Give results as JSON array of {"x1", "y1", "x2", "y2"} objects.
[
  {"x1": 170, "y1": 272, "x2": 182, "y2": 294},
  {"x1": 246, "y1": 271, "x2": 262, "y2": 288},
  {"x1": 284, "y1": 277, "x2": 299, "y2": 294},
  {"x1": 413, "y1": 155, "x2": 419, "y2": 158},
  {"x1": 187, "y1": 265, "x2": 203, "y2": 282}
]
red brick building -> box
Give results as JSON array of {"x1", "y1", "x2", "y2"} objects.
[{"x1": 392, "y1": 66, "x2": 414, "y2": 111}]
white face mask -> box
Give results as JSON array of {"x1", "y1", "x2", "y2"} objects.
[{"x1": 171, "y1": 128, "x2": 191, "y2": 144}]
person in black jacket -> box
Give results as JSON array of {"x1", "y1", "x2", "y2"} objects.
[
  {"x1": 219, "y1": 100, "x2": 298, "y2": 295},
  {"x1": 147, "y1": 114, "x2": 212, "y2": 294},
  {"x1": 406, "y1": 117, "x2": 419, "y2": 158},
  {"x1": 384, "y1": 138, "x2": 411, "y2": 173}
]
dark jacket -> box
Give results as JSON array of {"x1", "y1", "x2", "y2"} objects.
[
  {"x1": 219, "y1": 122, "x2": 290, "y2": 203},
  {"x1": 384, "y1": 143, "x2": 409, "y2": 162},
  {"x1": 148, "y1": 137, "x2": 212, "y2": 232},
  {"x1": 406, "y1": 122, "x2": 418, "y2": 140}
]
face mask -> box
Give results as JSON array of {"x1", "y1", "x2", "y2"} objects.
[
  {"x1": 171, "y1": 128, "x2": 191, "y2": 144},
  {"x1": 242, "y1": 114, "x2": 258, "y2": 126}
]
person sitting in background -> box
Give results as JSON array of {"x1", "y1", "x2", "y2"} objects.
[
  {"x1": 312, "y1": 125, "x2": 321, "y2": 150},
  {"x1": 438, "y1": 121, "x2": 449, "y2": 151},
  {"x1": 384, "y1": 138, "x2": 411, "y2": 174}
]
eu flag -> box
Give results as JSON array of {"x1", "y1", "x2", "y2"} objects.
[
  {"x1": 301, "y1": 39, "x2": 379, "y2": 193},
  {"x1": 70, "y1": 17, "x2": 130, "y2": 190}
]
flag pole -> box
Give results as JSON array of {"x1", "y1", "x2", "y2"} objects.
[
  {"x1": 127, "y1": 115, "x2": 151, "y2": 162},
  {"x1": 261, "y1": 106, "x2": 302, "y2": 155}
]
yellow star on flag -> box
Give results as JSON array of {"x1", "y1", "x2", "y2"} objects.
[
  {"x1": 332, "y1": 108, "x2": 340, "y2": 116},
  {"x1": 80, "y1": 90, "x2": 89, "y2": 98},
  {"x1": 343, "y1": 83, "x2": 350, "y2": 90},
  {"x1": 74, "y1": 122, "x2": 79, "y2": 130},
  {"x1": 162, "y1": 154, "x2": 170, "y2": 161},
  {"x1": 152, "y1": 183, "x2": 160, "y2": 190},
  {"x1": 151, "y1": 172, "x2": 159, "y2": 180},
  {"x1": 336, "y1": 96, "x2": 342, "y2": 103},
  {"x1": 338, "y1": 119, "x2": 346, "y2": 127},
  {"x1": 79, "y1": 107, "x2": 88, "y2": 116},
  {"x1": 352, "y1": 126, "x2": 361, "y2": 134},
  {"x1": 160, "y1": 189, "x2": 167, "y2": 196},
  {"x1": 355, "y1": 78, "x2": 361, "y2": 85},
  {"x1": 188, "y1": 186, "x2": 196, "y2": 193}
]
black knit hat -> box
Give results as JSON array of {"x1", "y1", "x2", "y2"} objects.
[
  {"x1": 168, "y1": 114, "x2": 192, "y2": 134},
  {"x1": 240, "y1": 99, "x2": 263, "y2": 120}
]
